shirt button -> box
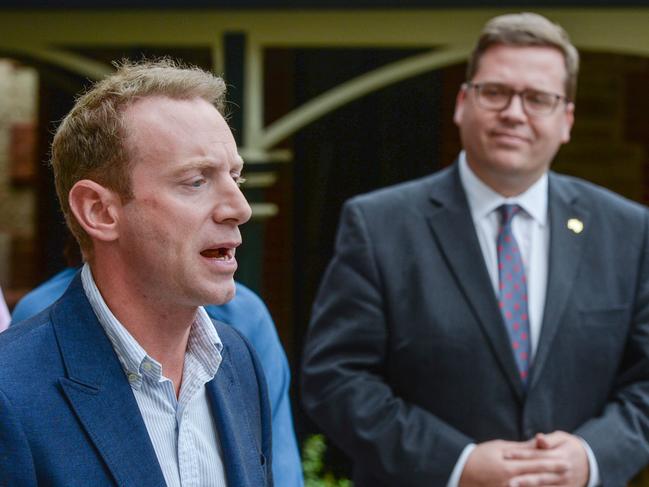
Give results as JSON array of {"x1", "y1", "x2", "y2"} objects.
[
  {"x1": 127, "y1": 373, "x2": 138, "y2": 383},
  {"x1": 142, "y1": 362, "x2": 152, "y2": 372}
]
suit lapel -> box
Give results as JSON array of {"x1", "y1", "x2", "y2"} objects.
[
  {"x1": 529, "y1": 174, "x2": 589, "y2": 388},
  {"x1": 206, "y1": 346, "x2": 264, "y2": 487},
  {"x1": 52, "y1": 275, "x2": 166, "y2": 487},
  {"x1": 426, "y1": 166, "x2": 525, "y2": 399}
]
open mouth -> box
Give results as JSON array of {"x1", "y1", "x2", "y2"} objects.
[{"x1": 200, "y1": 247, "x2": 234, "y2": 260}]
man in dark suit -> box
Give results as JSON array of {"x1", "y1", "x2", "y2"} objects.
[
  {"x1": 302, "y1": 12, "x2": 649, "y2": 487},
  {"x1": 0, "y1": 59, "x2": 272, "y2": 486}
]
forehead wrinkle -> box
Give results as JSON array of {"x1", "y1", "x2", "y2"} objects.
[
  {"x1": 169, "y1": 160, "x2": 216, "y2": 176},
  {"x1": 168, "y1": 152, "x2": 243, "y2": 178},
  {"x1": 166, "y1": 158, "x2": 220, "y2": 177}
]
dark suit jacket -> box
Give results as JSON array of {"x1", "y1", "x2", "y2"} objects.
[
  {"x1": 0, "y1": 274, "x2": 273, "y2": 486},
  {"x1": 301, "y1": 164, "x2": 649, "y2": 487}
]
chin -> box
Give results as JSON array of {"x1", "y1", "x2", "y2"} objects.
[
  {"x1": 203, "y1": 281, "x2": 236, "y2": 306},
  {"x1": 489, "y1": 154, "x2": 530, "y2": 173}
]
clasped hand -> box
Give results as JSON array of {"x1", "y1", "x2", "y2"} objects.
[{"x1": 459, "y1": 431, "x2": 589, "y2": 487}]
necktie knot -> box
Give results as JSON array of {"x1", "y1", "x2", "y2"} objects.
[{"x1": 498, "y1": 204, "x2": 521, "y2": 227}]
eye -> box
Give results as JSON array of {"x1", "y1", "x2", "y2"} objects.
[
  {"x1": 524, "y1": 90, "x2": 555, "y2": 107},
  {"x1": 481, "y1": 83, "x2": 510, "y2": 98},
  {"x1": 233, "y1": 174, "x2": 246, "y2": 187},
  {"x1": 188, "y1": 178, "x2": 206, "y2": 188}
]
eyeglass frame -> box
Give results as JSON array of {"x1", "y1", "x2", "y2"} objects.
[{"x1": 463, "y1": 81, "x2": 572, "y2": 117}]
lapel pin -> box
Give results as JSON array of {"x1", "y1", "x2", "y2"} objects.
[{"x1": 567, "y1": 218, "x2": 583, "y2": 234}]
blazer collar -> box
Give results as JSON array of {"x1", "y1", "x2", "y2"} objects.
[
  {"x1": 426, "y1": 164, "x2": 527, "y2": 400},
  {"x1": 529, "y1": 173, "x2": 589, "y2": 389},
  {"x1": 52, "y1": 273, "x2": 265, "y2": 487},
  {"x1": 426, "y1": 166, "x2": 590, "y2": 396},
  {"x1": 51, "y1": 273, "x2": 168, "y2": 487},
  {"x1": 206, "y1": 344, "x2": 267, "y2": 487}
]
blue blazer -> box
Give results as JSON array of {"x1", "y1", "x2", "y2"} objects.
[
  {"x1": 0, "y1": 275, "x2": 273, "y2": 486},
  {"x1": 302, "y1": 164, "x2": 649, "y2": 486}
]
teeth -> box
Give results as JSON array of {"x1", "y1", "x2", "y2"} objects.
[{"x1": 201, "y1": 248, "x2": 229, "y2": 259}]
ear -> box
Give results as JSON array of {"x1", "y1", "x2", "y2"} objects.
[
  {"x1": 453, "y1": 85, "x2": 468, "y2": 126},
  {"x1": 560, "y1": 102, "x2": 575, "y2": 144},
  {"x1": 68, "y1": 179, "x2": 121, "y2": 244}
]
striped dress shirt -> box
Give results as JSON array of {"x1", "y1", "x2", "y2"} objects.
[{"x1": 81, "y1": 264, "x2": 228, "y2": 487}]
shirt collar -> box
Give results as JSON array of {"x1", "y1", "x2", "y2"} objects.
[
  {"x1": 189, "y1": 306, "x2": 223, "y2": 380},
  {"x1": 81, "y1": 264, "x2": 223, "y2": 389},
  {"x1": 458, "y1": 151, "x2": 548, "y2": 225}
]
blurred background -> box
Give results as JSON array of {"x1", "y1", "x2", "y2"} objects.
[{"x1": 1, "y1": 1, "x2": 649, "y2": 483}]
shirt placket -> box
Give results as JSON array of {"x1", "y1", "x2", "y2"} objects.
[{"x1": 177, "y1": 354, "x2": 204, "y2": 487}]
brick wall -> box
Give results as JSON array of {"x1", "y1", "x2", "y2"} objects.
[{"x1": 0, "y1": 60, "x2": 38, "y2": 304}]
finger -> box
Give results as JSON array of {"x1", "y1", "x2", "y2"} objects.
[
  {"x1": 504, "y1": 448, "x2": 559, "y2": 460},
  {"x1": 508, "y1": 472, "x2": 565, "y2": 487},
  {"x1": 519, "y1": 437, "x2": 539, "y2": 449},
  {"x1": 535, "y1": 433, "x2": 552, "y2": 450},
  {"x1": 508, "y1": 458, "x2": 570, "y2": 476},
  {"x1": 536, "y1": 431, "x2": 566, "y2": 449},
  {"x1": 503, "y1": 439, "x2": 543, "y2": 458}
]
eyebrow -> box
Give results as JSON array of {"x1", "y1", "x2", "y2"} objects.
[{"x1": 170, "y1": 156, "x2": 244, "y2": 178}]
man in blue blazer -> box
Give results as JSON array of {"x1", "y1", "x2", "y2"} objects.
[
  {"x1": 0, "y1": 59, "x2": 272, "y2": 486},
  {"x1": 302, "y1": 13, "x2": 649, "y2": 487},
  {"x1": 11, "y1": 268, "x2": 303, "y2": 487},
  {"x1": 10, "y1": 270, "x2": 303, "y2": 487}
]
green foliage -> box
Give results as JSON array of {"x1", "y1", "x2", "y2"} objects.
[{"x1": 302, "y1": 434, "x2": 352, "y2": 487}]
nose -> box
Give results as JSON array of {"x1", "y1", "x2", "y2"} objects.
[
  {"x1": 499, "y1": 92, "x2": 527, "y2": 122},
  {"x1": 213, "y1": 178, "x2": 252, "y2": 225}
]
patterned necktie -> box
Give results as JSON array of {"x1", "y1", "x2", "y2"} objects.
[{"x1": 497, "y1": 204, "x2": 531, "y2": 384}]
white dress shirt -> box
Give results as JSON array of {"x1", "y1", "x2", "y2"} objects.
[
  {"x1": 81, "y1": 264, "x2": 228, "y2": 487},
  {"x1": 446, "y1": 153, "x2": 599, "y2": 487},
  {"x1": 459, "y1": 152, "x2": 549, "y2": 358}
]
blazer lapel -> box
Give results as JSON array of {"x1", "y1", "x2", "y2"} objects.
[
  {"x1": 529, "y1": 174, "x2": 589, "y2": 388},
  {"x1": 52, "y1": 275, "x2": 166, "y2": 487},
  {"x1": 206, "y1": 347, "x2": 265, "y2": 487},
  {"x1": 426, "y1": 165, "x2": 525, "y2": 399}
]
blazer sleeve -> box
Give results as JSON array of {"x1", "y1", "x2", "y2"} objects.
[
  {"x1": 301, "y1": 199, "x2": 472, "y2": 485},
  {"x1": 576, "y1": 209, "x2": 649, "y2": 485}
]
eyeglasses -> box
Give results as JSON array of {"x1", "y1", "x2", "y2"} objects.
[{"x1": 464, "y1": 82, "x2": 570, "y2": 117}]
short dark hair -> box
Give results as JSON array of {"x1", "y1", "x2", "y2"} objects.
[{"x1": 467, "y1": 12, "x2": 579, "y2": 100}]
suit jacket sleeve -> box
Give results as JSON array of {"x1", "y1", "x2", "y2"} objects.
[
  {"x1": 301, "y1": 199, "x2": 472, "y2": 485},
  {"x1": 575, "y1": 209, "x2": 649, "y2": 485}
]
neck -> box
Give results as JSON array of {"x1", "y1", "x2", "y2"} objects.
[
  {"x1": 89, "y1": 260, "x2": 195, "y2": 395},
  {"x1": 464, "y1": 158, "x2": 545, "y2": 198}
]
